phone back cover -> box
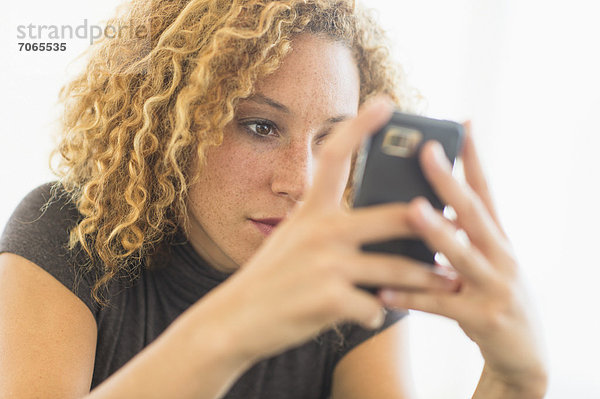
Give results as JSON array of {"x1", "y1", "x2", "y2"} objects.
[{"x1": 352, "y1": 112, "x2": 464, "y2": 265}]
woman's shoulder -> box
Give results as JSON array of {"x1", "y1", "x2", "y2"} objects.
[
  {"x1": 0, "y1": 182, "x2": 98, "y2": 313},
  {"x1": 0, "y1": 182, "x2": 80, "y2": 250}
]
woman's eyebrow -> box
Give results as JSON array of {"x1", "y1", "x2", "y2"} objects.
[
  {"x1": 247, "y1": 93, "x2": 291, "y2": 114},
  {"x1": 326, "y1": 115, "x2": 352, "y2": 124},
  {"x1": 245, "y1": 93, "x2": 354, "y2": 123}
]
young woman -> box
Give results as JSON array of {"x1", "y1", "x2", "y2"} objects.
[{"x1": 0, "y1": 0, "x2": 547, "y2": 398}]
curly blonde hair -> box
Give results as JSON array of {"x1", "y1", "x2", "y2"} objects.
[{"x1": 51, "y1": 0, "x2": 419, "y2": 304}]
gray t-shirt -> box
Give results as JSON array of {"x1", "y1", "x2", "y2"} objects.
[{"x1": 0, "y1": 183, "x2": 406, "y2": 398}]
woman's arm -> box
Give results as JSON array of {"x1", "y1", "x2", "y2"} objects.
[
  {"x1": 0, "y1": 253, "x2": 97, "y2": 398},
  {"x1": 330, "y1": 318, "x2": 415, "y2": 399},
  {"x1": 472, "y1": 365, "x2": 547, "y2": 399}
]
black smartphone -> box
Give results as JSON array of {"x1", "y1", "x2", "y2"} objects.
[{"x1": 351, "y1": 111, "x2": 464, "y2": 292}]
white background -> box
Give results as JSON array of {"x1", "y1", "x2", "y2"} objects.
[{"x1": 2, "y1": 1, "x2": 599, "y2": 398}]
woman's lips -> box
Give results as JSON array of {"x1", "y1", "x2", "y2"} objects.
[{"x1": 249, "y1": 219, "x2": 281, "y2": 236}]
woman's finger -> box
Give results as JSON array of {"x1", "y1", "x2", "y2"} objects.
[
  {"x1": 419, "y1": 140, "x2": 512, "y2": 265},
  {"x1": 304, "y1": 96, "x2": 393, "y2": 210},
  {"x1": 341, "y1": 250, "x2": 459, "y2": 292},
  {"x1": 378, "y1": 287, "x2": 464, "y2": 321},
  {"x1": 407, "y1": 197, "x2": 496, "y2": 285},
  {"x1": 461, "y1": 122, "x2": 507, "y2": 238},
  {"x1": 339, "y1": 288, "x2": 388, "y2": 330},
  {"x1": 340, "y1": 202, "x2": 441, "y2": 245}
]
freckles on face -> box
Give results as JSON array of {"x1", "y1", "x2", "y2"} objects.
[
  {"x1": 186, "y1": 122, "x2": 285, "y2": 270},
  {"x1": 195, "y1": 135, "x2": 268, "y2": 217},
  {"x1": 187, "y1": 133, "x2": 270, "y2": 255},
  {"x1": 186, "y1": 33, "x2": 361, "y2": 268}
]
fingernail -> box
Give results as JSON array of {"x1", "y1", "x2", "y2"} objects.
[
  {"x1": 380, "y1": 288, "x2": 396, "y2": 303},
  {"x1": 370, "y1": 309, "x2": 385, "y2": 329},
  {"x1": 381, "y1": 96, "x2": 395, "y2": 111},
  {"x1": 431, "y1": 141, "x2": 450, "y2": 170},
  {"x1": 368, "y1": 95, "x2": 394, "y2": 113},
  {"x1": 417, "y1": 199, "x2": 439, "y2": 226}
]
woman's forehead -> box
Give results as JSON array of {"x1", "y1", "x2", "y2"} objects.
[{"x1": 248, "y1": 34, "x2": 361, "y2": 112}]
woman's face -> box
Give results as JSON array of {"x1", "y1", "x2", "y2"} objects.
[{"x1": 187, "y1": 33, "x2": 361, "y2": 271}]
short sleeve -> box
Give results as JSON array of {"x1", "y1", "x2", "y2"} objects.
[
  {"x1": 332, "y1": 307, "x2": 408, "y2": 367},
  {"x1": 0, "y1": 182, "x2": 98, "y2": 315}
]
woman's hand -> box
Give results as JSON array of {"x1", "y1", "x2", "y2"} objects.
[
  {"x1": 194, "y1": 97, "x2": 458, "y2": 364},
  {"x1": 379, "y1": 123, "x2": 548, "y2": 397}
]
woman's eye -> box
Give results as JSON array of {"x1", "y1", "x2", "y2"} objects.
[
  {"x1": 243, "y1": 120, "x2": 277, "y2": 138},
  {"x1": 254, "y1": 123, "x2": 272, "y2": 136},
  {"x1": 315, "y1": 132, "x2": 331, "y2": 145}
]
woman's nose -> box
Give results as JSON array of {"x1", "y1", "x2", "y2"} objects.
[{"x1": 270, "y1": 141, "x2": 314, "y2": 202}]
